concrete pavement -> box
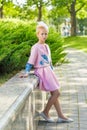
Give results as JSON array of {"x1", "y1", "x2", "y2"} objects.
[{"x1": 37, "y1": 48, "x2": 87, "y2": 130}]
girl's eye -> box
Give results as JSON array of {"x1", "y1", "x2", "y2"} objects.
[{"x1": 41, "y1": 33, "x2": 47, "y2": 35}]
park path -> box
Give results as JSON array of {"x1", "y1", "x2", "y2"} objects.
[{"x1": 37, "y1": 48, "x2": 87, "y2": 130}]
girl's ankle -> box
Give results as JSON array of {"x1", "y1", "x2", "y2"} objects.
[{"x1": 43, "y1": 111, "x2": 49, "y2": 118}]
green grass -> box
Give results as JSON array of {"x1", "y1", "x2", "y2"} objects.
[
  {"x1": 64, "y1": 36, "x2": 87, "y2": 52},
  {"x1": 0, "y1": 74, "x2": 11, "y2": 86},
  {"x1": 0, "y1": 71, "x2": 18, "y2": 86}
]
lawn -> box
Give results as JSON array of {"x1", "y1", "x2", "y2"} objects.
[{"x1": 64, "y1": 36, "x2": 87, "y2": 52}]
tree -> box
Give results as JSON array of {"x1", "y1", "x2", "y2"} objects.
[
  {"x1": 26, "y1": 0, "x2": 50, "y2": 21},
  {"x1": 0, "y1": 0, "x2": 14, "y2": 18},
  {"x1": 0, "y1": 0, "x2": 4, "y2": 18},
  {"x1": 48, "y1": 5, "x2": 69, "y2": 32},
  {"x1": 52, "y1": 0, "x2": 87, "y2": 36},
  {"x1": 67, "y1": 0, "x2": 86, "y2": 36}
]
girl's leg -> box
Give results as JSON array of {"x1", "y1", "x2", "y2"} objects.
[
  {"x1": 43, "y1": 89, "x2": 60, "y2": 118},
  {"x1": 43, "y1": 89, "x2": 68, "y2": 119},
  {"x1": 51, "y1": 91, "x2": 68, "y2": 119},
  {"x1": 42, "y1": 89, "x2": 73, "y2": 122}
]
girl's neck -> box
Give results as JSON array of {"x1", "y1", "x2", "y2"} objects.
[{"x1": 38, "y1": 40, "x2": 45, "y2": 44}]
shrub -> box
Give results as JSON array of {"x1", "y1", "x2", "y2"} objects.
[
  {"x1": 0, "y1": 19, "x2": 66, "y2": 73},
  {"x1": 47, "y1": 29, "x2": 66, "y2": 65}
]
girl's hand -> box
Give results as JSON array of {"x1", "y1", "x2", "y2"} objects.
[{"x1": 19, "y1": 72, "x2": 29, "y2": 78}]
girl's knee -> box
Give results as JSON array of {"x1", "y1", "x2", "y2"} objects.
[
  {"x1": 51, "y1": 89, "x2": 60, "y2": 98},
  {"x1": 57, "y1": 91, "x2": 61, "y2": 97},
  {"x1": 56, "y1": 90, "x2": 61, "y2": 98}
]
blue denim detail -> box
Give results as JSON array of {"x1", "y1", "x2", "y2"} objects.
[
  {"x1": 25, "y1": 63, "x2": 33, "y2": 72},
  {"x1": 40, "y1": 61, "x2": 44, "y2": 65},
  {"x1": 41, "y1": 54, "x2": 48, "y2": 61}
]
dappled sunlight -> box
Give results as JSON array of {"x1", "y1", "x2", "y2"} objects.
[
  {"x1": 71, "y1": 77, "x2": 86, "y2": 81},
  {"x1": 78, "y1": 102, "x2": 87, "y2": 108},
  {"x1": 62, "y1": 89, "x2": 78, "y2": 94},
  {"x1": 78, "y1": 68, "x2": 87, "y2": 73}
]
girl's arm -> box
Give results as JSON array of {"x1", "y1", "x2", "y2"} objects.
[
  {"x1": 19, "y1": 63, "x2": 33, "y2": 78},
  {"x1": 25, "y1": 63, "x2": 33, "y2": 73},
  {"x1": 20, "y1": 45, "x2": 37, "y2": 78}
]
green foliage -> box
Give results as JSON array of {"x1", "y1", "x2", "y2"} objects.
[
  {"x1": 47, "y1": 28, "x2": 66, "y2": 64},
  {"x1": 0, "y1": 19, "x2": 66, "y2": 73}
]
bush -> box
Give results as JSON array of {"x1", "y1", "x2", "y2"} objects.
[
  {"x1": 47, "y1": 29, "x2": 66, "y2": 65},
  {"x1": 0, "y1": 19, "x2": 66, "y2": 73}
]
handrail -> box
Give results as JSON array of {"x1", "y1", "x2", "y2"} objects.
[{"x1": 0, "y1": 72, "x2": 39, "y2": 130}]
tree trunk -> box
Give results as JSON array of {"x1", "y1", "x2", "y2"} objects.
[
  {"x1": 70, "y1": 1, "x2": 76, "y2": 36},
  {"x1": 71, "y1": 12, "x2": 76, "y2": 36},
  {"x1": 0, "y1": 4, "x2": 3, "y2": 18},
  {"x1": 37, "y1": 6, "x2": 42, "y2": 21}
]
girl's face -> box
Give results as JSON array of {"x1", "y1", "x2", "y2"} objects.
[{"x1": 37, "y1": 28, "x2": 48, "y2": 43}]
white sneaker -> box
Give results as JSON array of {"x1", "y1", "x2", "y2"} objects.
[
  {"x1": 57, "y1": 117, "x2": 74, "y2": 123},
  {"x1": 40, "y1": 112, "x2": 55, "y2": 123}
]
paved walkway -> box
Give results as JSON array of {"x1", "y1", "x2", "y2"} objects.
[{"x1": 37, "y1": 48, "x2": 87, "y2": 130}]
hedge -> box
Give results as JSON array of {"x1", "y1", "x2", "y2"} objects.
[{"x1": 0, "y1": 19, "x2": 66, "y2": 73}]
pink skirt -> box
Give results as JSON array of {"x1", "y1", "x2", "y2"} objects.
[{"x1": 34, "y1": 66, "x2": 60, "y2": 92}]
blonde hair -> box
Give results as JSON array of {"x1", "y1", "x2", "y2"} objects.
[{"x1": 36, "y1": 21, "x2": 49, "y2": 34}]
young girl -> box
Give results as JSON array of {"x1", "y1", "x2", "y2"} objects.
[{"x1": 20, "y1": 21, "x2": 73, "y2": 123}]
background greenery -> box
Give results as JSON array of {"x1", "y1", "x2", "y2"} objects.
[
  {"x1": 64, "y1": 36, "x2": 87, "y2": 52},
  {"x1": 0, "y1": 0, "x2": 87, "y2": 36},
  {"x1": 0, "y1": 19, "x2": 66, "y2": 74}
]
